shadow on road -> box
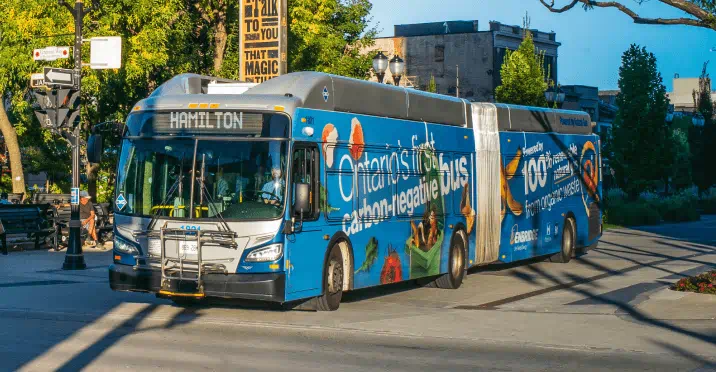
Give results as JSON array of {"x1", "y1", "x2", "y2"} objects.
[{"x1": 481, "y1": 237, "x2": 716, "y2": 354}]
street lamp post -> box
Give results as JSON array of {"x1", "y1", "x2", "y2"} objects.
[
  {"x1": 372, "y1": 52, "x2": 389, "y2": 84},
  {"x1": 389, "y1": 55, "x2": 405, "y2": 87}
]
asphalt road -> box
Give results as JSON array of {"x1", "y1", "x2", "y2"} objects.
[{"x1": 1, "y1": 216, "x2": 715, "y2": 371}]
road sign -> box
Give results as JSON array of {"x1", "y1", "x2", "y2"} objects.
[
  {"x1": 30, "y1": 73, "x2": 46, "y2": 88},
  {"x1": 44, "y1": 67, "x2": 75, "y2": 87},
  {"x1": 33, "y1": 46, "x2": 70, "y2": 61},
  {"x1": 90, "y1": 37, "x2": 122, "y2": 69},
  {"x1": 71, "y1": 188, "x2": 79, "y2": 206}
]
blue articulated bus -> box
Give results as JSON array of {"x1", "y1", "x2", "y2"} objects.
[{"x1": 98, "y1": 72, "x2": 602, "y2": 310}]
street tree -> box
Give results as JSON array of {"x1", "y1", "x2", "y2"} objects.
[
  {"x1": 288, "y1": 0, "x2": 377, "y2": 79},
  {"x1": 494, "y1": 29, "x2": 548, "y2": 107},
  {"x1": 0, "y1": 1, "x2": 74, "y2": 194},
  {"x1": 690, "y1": 61, "x2": 716, "y2": 190},
  {"x1": 609, "y1": 44, "x2": 673, "y2": 197},
  {"x1": 671, "y1": 128, "x2": 692, "y2": 191},
  {"x1": 539, "y1": 0, "x2": 716, "y2": 31}
]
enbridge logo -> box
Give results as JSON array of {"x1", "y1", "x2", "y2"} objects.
[{"x1": 510, "y1": 225, "x2": 539, "y2": 245}]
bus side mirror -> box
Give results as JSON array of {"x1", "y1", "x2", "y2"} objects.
[
  {"x1": 293, "y1": 183, "x2": 310, "y2": 218},
  {"x1": 87, "y1": 134, "x2": 103, "y2": 164}
]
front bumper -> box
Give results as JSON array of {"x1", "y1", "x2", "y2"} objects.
[{"x1": 109, "y1": 264, "x2": 285, "y2": 302}]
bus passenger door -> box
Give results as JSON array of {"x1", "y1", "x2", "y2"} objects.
[{"x1": 285, "y1": 143, "x2": 325, "y2": 300}]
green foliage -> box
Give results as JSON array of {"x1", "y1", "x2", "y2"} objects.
[
  {"x1": 671, "y1": 129, "x2": 692, "y2": 191},
  {"x1": 494, "y1": 31, "x2": 548, "y2": 107},
  {"x1": 3, "y1": 0, "x2": 378, "y2": 200},
  {"x1": 605, "y1": 201, "x2": 661, "y2": 227},
  {"x1": 49, "y1": 182, "x2": 64, "y2": 194},
  {"x1": 702, "y1": 186, "x2": 716, "y2": 214},
  {"x1": 691, "y1": 62, "x2": 716, "y2": 191},
  {"x1": 427, "y1": 75, "x2": 437, "y2": 93},
  {"x1": 288, "y1": 0, "x2": 377, "y2": 79},
  {"x1": 604, "y1": 187, "x2": 702, "y2": 226},
  {"x1": 653, "y1": 194, "x2": 700, "y2": 223},
  {"x1": 0, "y1": 174, "x2": 12, "y2": 193},
  {"x1": 672, "y1": 271, "x2": 716, "y2": 295},
  {"x1": 608, "y1": 45, "x2": 672, "y2": 198}
]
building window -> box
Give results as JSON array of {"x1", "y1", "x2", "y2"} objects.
[{"x1": 435, "y1": 45, "x2": 445, "y2": 62}]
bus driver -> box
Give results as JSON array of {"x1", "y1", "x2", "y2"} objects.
[{"x1": 260, "y1": 167, "x2": 284, "y2": 205}]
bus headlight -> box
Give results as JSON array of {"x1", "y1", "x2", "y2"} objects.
[
  {"x1": 245, "y1": 244, "x2": 283, "y2": 262},
  {"x1": 114, "y1": 235, "x2": 139, "y2": 255}
]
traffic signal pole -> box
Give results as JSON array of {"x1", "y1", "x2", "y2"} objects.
[{"x1": 62, "y1": 0, "x2": 86, "y2": 270}]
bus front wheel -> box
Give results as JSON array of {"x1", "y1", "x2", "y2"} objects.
[
  {"x1": 316, "y1": 245, "x2": 344, "y2": 311},
  {"x1": 435, "y1": 230, "x2": 467, "y2": 289},
  {"x1": 551, "y1": 217, "x2": 575, "y2": 263}
]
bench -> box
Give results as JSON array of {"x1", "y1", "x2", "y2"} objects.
[
  {"x1": 32, "y1": 193, "x2": 72, "y2": 205},
  {"x1": 0, "y1": 204, "x2": 58, "y2": 254},
  {"x1": 53, "y1": 202, "x2": 113, "y2": 245}
]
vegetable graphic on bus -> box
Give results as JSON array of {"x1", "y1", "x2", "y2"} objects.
[{"x1": 405, "y1": 146, "x2": 446, "y2": 279}]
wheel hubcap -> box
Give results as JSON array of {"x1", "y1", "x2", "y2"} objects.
[
  {"x1": 327, "y1": 259, "x2": 342, "y2": 294},
  {"x1": 563, "y1": 224, "x2": 572, "y2": 255},
  {"x1": 451, "y1": 241, "x2": 464, "y2": 278}
]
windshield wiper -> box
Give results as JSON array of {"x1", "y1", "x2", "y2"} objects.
[
  {"x1": 195, "y1": 152, "x2": 234, "y2": 235},
  {"x1": 146, "y1": 172, "x2": 183, "y2": 231}
]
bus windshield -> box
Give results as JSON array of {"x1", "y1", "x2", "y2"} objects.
[{"x1": 115, "y1": 137, "x2": 288, "y2": 221}]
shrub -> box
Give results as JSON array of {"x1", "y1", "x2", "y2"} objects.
[
  {"x1": 672, "y1": 271, "x2": 716, "y2": 295},
  {"x1": 606, "y1": 188, "x2": 627, "y2": 204},
  {"x1": 607, "y1": 201, "x2": 661, "y2": 226},
  {"x1": 702, "y1": 186, "x2": 716, "y2": 214},
  {"x1": 680, "y1": 185, "x2": 699, "y2": 201},
  {"x1": 638, "y1": 191, "x2": 660, "y2": 203},
  {"x1": 656, "y1": 194, "x2": 700, "y2": 223}
]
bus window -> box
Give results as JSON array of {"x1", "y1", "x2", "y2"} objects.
[{"x1": 291, "y1": 145, "x2": 318, "y2": 219}]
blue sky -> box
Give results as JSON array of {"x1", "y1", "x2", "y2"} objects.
[{"x1": 369, "y1": 0, "x2": 716, "y2": 91}]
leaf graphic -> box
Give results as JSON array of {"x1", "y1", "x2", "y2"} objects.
[
  {"x1": 319, "y1": 183, "x2": 340, "y2": 213},
  {"x1": 355, "y1": 237, "x2": 379, "y2": 274}
]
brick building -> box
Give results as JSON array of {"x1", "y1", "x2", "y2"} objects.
[{"x1": 363, "y1": 21, "x2": 560, "y2": 102}]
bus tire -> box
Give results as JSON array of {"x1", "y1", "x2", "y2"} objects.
[
  {"x1": 435, "y1": 230, "x2": 467, "y2": 289},
  {"x1": 551, "y1": 217, "x2": 575, "y2": 263},
  {"x1": 316, "y1": 245, "x2": 344, "y2": 311}
]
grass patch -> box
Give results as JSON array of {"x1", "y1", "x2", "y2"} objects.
[{"x1": 602, "y1": 223, "x2": 623, "y2": 230}]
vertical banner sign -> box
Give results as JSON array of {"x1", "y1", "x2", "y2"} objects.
[
  {"x1": 71, "y1": 188, "x2": 79, "y2": 206},
  {"x1": 240, "y1": 0, "x2": 288, "y2": 83}
]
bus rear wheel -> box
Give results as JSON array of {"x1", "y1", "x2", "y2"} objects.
[
  {"x1": 316, "y1": 245, "x2": 344, "y2": 311},
  {"x1": 551, "y1": 218, "x2": 575, "y2": 263},
  {"x1": 435, "y1": 231, "x2": 466, "y2": 289}
]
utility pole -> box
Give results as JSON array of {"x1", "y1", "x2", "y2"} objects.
[
  {"x1": 62, "y1": 0, "x2": 86, "y2": 270},
  {"x1": 456, "y1": 65, "x2": 460, "y2": 98}
]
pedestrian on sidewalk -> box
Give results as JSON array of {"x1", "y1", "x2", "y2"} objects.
[{"x1": 80, "y1": 191, "x2": 99, "y2": 248}]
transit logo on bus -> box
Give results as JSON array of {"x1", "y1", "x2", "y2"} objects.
[{"x1": 510, "y1": 225, "x2": 539, "y2": 245}]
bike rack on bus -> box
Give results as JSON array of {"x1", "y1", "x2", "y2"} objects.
[{"x1": 133, "y1": 221, "x2": 238, "y2": 296}]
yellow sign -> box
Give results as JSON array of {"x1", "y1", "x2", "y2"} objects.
[{"x1": 240, "y1": 0, "x2": 287, "y2": 83}]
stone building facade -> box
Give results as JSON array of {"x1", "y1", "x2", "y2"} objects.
[{"x1": 363, "y1": 21, "x2": 560, "y2": 102}]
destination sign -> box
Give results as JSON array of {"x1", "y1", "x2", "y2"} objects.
[
  {"x1": 126, "y1": 111, "x2": 288, "y2": 137},
  {"x1": 240, "y1": 0, "x2": 287, "y2": 83}
]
